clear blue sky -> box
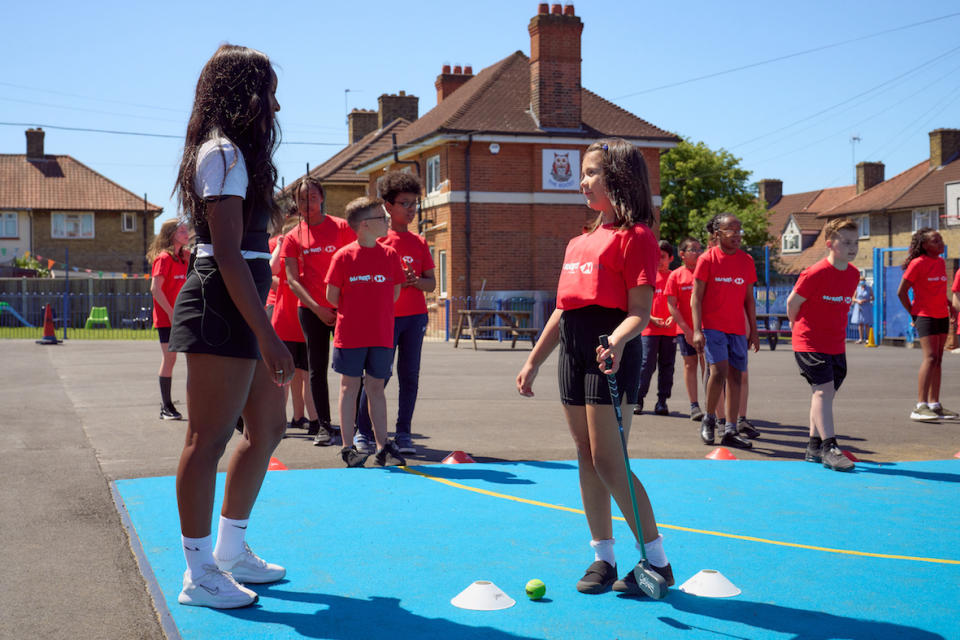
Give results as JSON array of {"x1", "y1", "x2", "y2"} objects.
[{"x1": 2, "y1": 0, "x2": 958, "y2": 231}]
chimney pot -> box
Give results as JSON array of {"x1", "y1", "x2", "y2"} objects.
[
  {"x1": 538, "y1": 3, "x2": 549, "y2": 13},
  {"x1": 25, "y1": 127, "x2": 45, "y2": 160},
  {"x1": 551, "y1": 3, "x2": 562, "y2": 14},
  {"x1": 563, "y1": 4, "x2": 575, "y2": 15},
  {"x1": 464, "y1": 65, "x2": 473, "y2": 75},
  {"x1": 856, "y1": 161, "x2": 885, "y2": 195},
  {"x1": 453, "y1": 65, "x2": 462, "y2": 74},
  {"x1": 442, "y1": 64, "x2": 451, "y2": 74}
]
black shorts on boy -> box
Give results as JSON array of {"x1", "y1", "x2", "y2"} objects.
[{"x1": 794, "y1": 352, "x2": 847, "y2": 390}]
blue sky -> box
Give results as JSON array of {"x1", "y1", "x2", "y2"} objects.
[{"x1": 2, "y1": 0, "x2": 958, "y2": 230}]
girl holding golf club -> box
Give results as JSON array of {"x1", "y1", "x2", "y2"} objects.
[{"x1": 516, "y1": 138, "x2": 673, "y2": 596}]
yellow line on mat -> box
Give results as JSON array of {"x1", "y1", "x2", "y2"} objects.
[{"x1": 401, "y1": 466, "x2": 960, "y2": 566}]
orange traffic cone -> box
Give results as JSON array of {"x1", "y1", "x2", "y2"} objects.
[
  {"x1": 705, "y1": 447, "x2": 737, "y2": 460},
  {"x1": 267, "y1": 457, "x2": 288, "y2": 471},
  {"x1": 442, "y1": 450, "x2": 476, "y2": 464},
  {"x1": 35, "y1": 304, "x2": 60, "y2": 345}
]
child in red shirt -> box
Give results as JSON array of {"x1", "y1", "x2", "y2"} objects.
[
  {"x1": 786, "y1": 219, "x2": 861, "y2": 472},
  {"x1": 666, "y1": 237, "x2": 704, "y2": 421},
  {"x1": 148, "y1": 219, "x2": 190, "y2": 420},
  {"x1": 691, "y1": 213, "x2": 759, "y2": 449},
  {"x1": 634, "y1": 240, "x2": 678, "y2": 416},
  {"x1": 326, "y1": 197, "x2": 406, "y2": 468},
  {"x1": 898, "y1": 228, "x2": 957, "y2": 421}
]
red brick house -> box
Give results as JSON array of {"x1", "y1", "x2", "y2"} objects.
[
  {"x1": 350, "y1": 4, "x2": 680, "y2": 330},
  {"x1": 0, "y1": 128, "x2": 162, "y2": 273}
]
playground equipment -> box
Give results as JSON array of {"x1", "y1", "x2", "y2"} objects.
[
  {"x1": 84, "y1": 306, "x2": 111, "y2": 330},
  {"x1": 0, "y1": 301, "x2": 34, "y2": 328}
]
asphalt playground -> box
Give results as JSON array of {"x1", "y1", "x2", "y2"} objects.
[{"x1": 3, "y1": 339, "x2": 960, "y2": 639}]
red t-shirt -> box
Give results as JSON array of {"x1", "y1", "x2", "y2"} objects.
[
  {"x1": 642, "y1": 269, "x2": 678, "y2": 336},
  {"x1": 556, "y1": 223, "x2": 658, "y2": 311},
  {"x1": 280, "y1": 217, "x2": 356, "y2": 309},
  {"x1": 952, "y1": 270, "x2": 960, "y2": 334},
  {"x1": 665, "y1": 266, "x2": 695, "y2": 331},
  {"x1": 265, "y1": 236, "x2": 280, "y2": 308},
  {"x1": 693, "y1": 246, "x2": 757, "y2": 335},
  {"x1": 151, "y1": 250, "x2": 188, "y2": 328},
  {"x1": 379, "y1": 229, "x2": 435, "y2": 317},
  {"x1": 326, "y1": 242, "x2": 406, "y2": 349},
  {"x1": 902, "y1": 254, "x2": 948, "y2": 318},
  {"x1": 792, "y1": 258, "x2": 860, "y2": 354},
  {"x1": 270, "y1": 233, "x2": 304, "y2": 342}
]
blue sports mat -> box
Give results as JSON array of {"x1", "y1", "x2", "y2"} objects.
[{"x1": 115, "y1": 459, "x2": 960, "y2": 639}]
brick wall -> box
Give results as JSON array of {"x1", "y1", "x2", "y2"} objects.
[
  {"x1": 321, "y1": 182, "x2": 368, "y2": 219},
  {"x1": 32, "y1": 210, "x2": 154, "y2": 272}
]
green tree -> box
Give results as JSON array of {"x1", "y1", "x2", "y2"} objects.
[{"x1": 660, "y1": 139, "x2": 771, "y2": 247}]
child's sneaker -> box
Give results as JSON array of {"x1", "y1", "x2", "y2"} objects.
[
  {"x1": 311, "y1": 421, "x2": 335, "y2": 446},
  {"x1": 375, "y1": 442, "x2": 406, "y2": 467},
  {"x1": 909, "y1": 405, "x2": 939, "y2": 421},
  {"x1": 931, "y1": 405, "x2": 959, "y2": 419},
  {"x1": 393, "y1": 433, "x2": 416, "y2": 455},
  {"x1": 805, "y1": 437, "x2": 823, "y2": 463},
  {"x1": 353, "y1": 432, "x2": 375, "y2": 455},
  {"x1": 737, "y1": 417, "x2": 760, "y2": 439},
  {"x1": 654, "y1": 401, "x2": 669, "y2": 416},
  {"x1": 633, "y1": 400, "x2": 643, "y2": 415},
  {"x1": 820, "y1": 441, "x2": 854, "y2": 472},
  {"x1": 576, "y1": 560, "x2": 617, "y2": 594},
  {"x1": 612, "y1": 562, "x2": 675, "y2": 595},
  {"x1": 215, "y1": 543, "x2": 285, "y2": 584},
  {"x1": 699, "y1": 415, "x2": 715, "y2": 445},
  {"x1": 689, "y1": 403, "x2": 704, "y2": 421},
  {"x1": 160, "y1": 405, "x2": 182, "y2": 420},
  {"x1": 178, "y1": 564, "x2": 258, "y2": 608},
  {"x1": 341, "y1": 445, "x2": 369, "y2": 468}
]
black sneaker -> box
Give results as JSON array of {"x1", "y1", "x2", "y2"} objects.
[
  {"x1": 737, "y1": 417, "x2": 760, "y2": 439},
  {"x1": 340, "y1": 445, "x2": 369, "y2": 468},
  {"x1": 805, "y1": 437, "x2": 823, "y2": 463},
  {"x1": 374, "y1": 442, "x2": 406, "y2": 467},
  {"x1": 160, "y1": 405, "x2": 182, "y2": 421},
  {"x1": 821, "y1": 440, "x2": 854, "y2": 472},
  {"x1": 654, "y1": 401, "x2": 669, "y2": 416},
  {"x1": 689, "y1": 404, "x2": 704, "y2": 421},
  {"x1": 612, "y1": 562, "x2": 675, "y2": 595},
  {"x1": 720, "y1": 429, "x2": 753, "y2": 449},
  {"x1": 312, "y1": 421, "x2": 335, "y2": 447},
  {"x1": 576, "y1": 560, "x2": 617, "y2": 594},
  {"x1": 633, "y1": 400, "x2": 643, "y2": 416},
  {"x1": 700, "y1": 416, "x2": 715, "y2": 445},
  {"x1": 306, "y1": 420, "x2": 320, "y2": 436}
]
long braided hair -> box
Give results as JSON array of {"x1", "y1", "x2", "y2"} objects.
[{"x1": 902, "y1": 227, "x2": 937, "y2": 269}]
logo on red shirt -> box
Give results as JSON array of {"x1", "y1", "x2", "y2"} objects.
[
  {"x1": 562, "y1": 261, "x2": 594, "y2": 275},
  {"x1": 402, "y1": 255, "x2": 414, "y2": 264}
]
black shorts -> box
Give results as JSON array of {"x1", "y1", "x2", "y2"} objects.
[
  {"x1": 558, "y1": 305, "x2": 641, "y2": 406},
  {"x1": 914, "y1": 316, "x2": 949, "y2": 338},
  {"x1": 157, "y1": 326, "x2": 171, "y2": 344},
  {"x1": 794, "y1": 351, "x2": 847, "y2": 390},
  {"x1": 168, "y1": 256, "x2": 272, "y2": 359},
  {"x1": 283, "y1": 340, "x2": 309, "y2": 371}
]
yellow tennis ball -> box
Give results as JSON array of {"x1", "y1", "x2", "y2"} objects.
[{"x1": 525, "y1": 579, "x2": 546, "y2": 600}]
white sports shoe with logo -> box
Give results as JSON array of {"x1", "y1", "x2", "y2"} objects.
[
  {"x1": 178, "y1": 564, "x2": 258, "y2": 608},
  {"x1": 216, "y1": 543, "x2": 286, "y2": 584}
]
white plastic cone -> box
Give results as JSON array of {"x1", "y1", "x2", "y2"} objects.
[
  {"x1": 679, "y1": 570, "x2": 741, "y2": 598},
  {"x1": 450, "y1": 580, "x2": 516, "y2": 610}
]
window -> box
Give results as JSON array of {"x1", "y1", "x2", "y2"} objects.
[
  {"x1": 51, "y1": 212, "x2": 95, "y2": 239},
  {"x1": 426, "y1": 155, "x2": 441, "y2": 194},
  {"x1": 857, "y1": 215, "x2": 870, "y2": 238},
  {"x1": 438, "y1": 249, "x2": 447, "y2": 297},
  {"x1": 781, "y1": 219, "x2": 800, "y2": 253},
  {"x1": 1, "y1": 212, "x2": 17, "y2": 238},
  {"x1": 122, "y1": 212, "x2": 136, "y2": 232},
  {"x1": 912, "y1": 207, "x2": 939, "y2": 231}
]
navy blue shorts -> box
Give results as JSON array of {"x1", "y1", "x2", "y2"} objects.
[
  {"x1": 677, "y1": 333, "x2": 697, "y2": 357},
  {"x1": 703, "y1": 329, "x2": 748, "y2": 371},
  {"x1": 332, "y1": 346, "x2": 394, "y2": 379},
  {"x1": 157, "y1": 326, "x2": 171, "y2": 344}
]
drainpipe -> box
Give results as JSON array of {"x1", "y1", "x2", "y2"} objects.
[
  {"x1": 465, "y1": 134, "x2": 473, "y2": 307},
  {"x1": 391, "y1": 134, "x2": 425, "y2": 231}
]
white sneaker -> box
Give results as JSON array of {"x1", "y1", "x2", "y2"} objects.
[
  {"x1": 216, "y1": 543, "x2": 286, "y2": 584},
  {"x1": 178, "y1": 564, "x2": 257, "y2": 608}
]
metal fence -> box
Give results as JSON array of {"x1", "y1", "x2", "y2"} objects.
[
  {"x1": 0, "y1": 291, "x2": 156, "y2": 340},
  {"x1": 425, "y1": 295, "x2": 554, "y2": 342}
]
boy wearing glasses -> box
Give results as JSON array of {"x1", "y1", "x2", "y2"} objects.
[
  {"x1": 326, "y1": 196, "x2": 407, "y2": 467},
  {"x1": 355, "y1": 172, "x2": 436, "y2": 455},
  {"x1": 691, "y1": 213, "x2": 760, "y2": 449}
]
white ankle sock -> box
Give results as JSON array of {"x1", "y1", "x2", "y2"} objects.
[
  {"x1": 637, "y1": 534, "x2": 668, "y2": 568},
  {"x1": 213, "y1": 516, "x2": 249, "y2": 562},
  {"x1": 917, "y1": 402, "x2": 928, "y2": 410},
  {"x1": 182, "y1": 534, "x2": 214, "y2": 581},
  {"x1": 590, "y1": 538, "x2": 615, "y2": 566},
  {"x1": 929, "y1": 402, "x2": 941, "y2": 409}
]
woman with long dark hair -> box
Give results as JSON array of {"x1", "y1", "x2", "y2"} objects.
[{"x1": 168, "y1": 44, "x2": 294, "y2": 609}]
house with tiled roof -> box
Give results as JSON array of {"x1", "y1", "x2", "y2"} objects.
[
  {"x1": 0, "y1": 128, "x2": 162, "y2": 272},
  {"x1": 349, "y1": 4, "x2": 679, "y2": 328}
]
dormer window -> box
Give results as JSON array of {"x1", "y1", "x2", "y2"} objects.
[{"x1": 781, "y1": 219, "x2": 801, "y2": 253}]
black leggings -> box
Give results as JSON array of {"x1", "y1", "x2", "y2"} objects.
[{"x1": 298, "y1": 307, "x2": 334, "y2": 423}]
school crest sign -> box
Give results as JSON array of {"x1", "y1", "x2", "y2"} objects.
[{"x1": 542, "y1": 149, "x2": 580, "y2": 190}]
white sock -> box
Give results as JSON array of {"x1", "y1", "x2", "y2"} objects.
[
  {"x1": 213, "y1": 516, "x2": 249, "y2": 562},
  {"x1": 637, "y1": 534, "x2": 668, "y2": 568},
  {"x1": 182, "y1": 535, "x2": 215, "y2": 581},
  {"x1": 917, "y1": 402, "x2": 928, "y2": 410},
  {"x1": 929, "y1": 402, "x2": 941, "y2": 409},
  {"x1": 590, "y1": 538, "x2": 615, "y2": 567}
]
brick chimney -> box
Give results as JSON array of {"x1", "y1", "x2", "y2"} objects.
[
  {"x1": 348, "y1": 109, "x2": 378, "y2": 144},
  {"x1": 378, "y1": 91, "x2": 418, "y2": 129},
  {"x1": 435, "y1": 64, "x2": 474, "y2": 103},
  {"x1": 929, "y1": 128, "x2": 960, "y2": 168},
  {"x1": 26, "y1": 127, "x2": 45, "y2": 160},
  {"x1": 757, "y1": 179, "x2": 783, "y2": 207},
  {"x1": 856, "y1": 162, "x2": 884, "y2": 194},
  {"x1": 528, "y1": 4, "x2": 583, "y2": 130}
]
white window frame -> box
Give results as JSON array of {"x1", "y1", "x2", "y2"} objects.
[
  {"x1": 426, "y1": 155, "x2": 441, "y2": 194},
  {"x1": 437, "y1": 249, "x2": 447, "y2": 297},
  {"x1": 857, "y1": 215, "x2": 870, "y2": 239},
  {"x1": 121, "y1": 212, "x2": 136, "y2": 232},
  {"x1": 51, "y1": 212, "x2": 95, "y2": 239},
  {"x1": 1, "y1": 212, "x2": 18, "y2": 238},
  {"x1": 912, "y1": 207, "x2": 939, "y2": 232},
  {"x1": 781, "y1": 220, "x2": 801, "y2": 253}
]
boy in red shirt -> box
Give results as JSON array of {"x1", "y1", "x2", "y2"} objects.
[
  {"x1": 326, "y1": 196, "x2": 407, "y2": 468},
  {"x1": 634, "y1": 240, "x2": 678, "y2": 416},
  {"x1": 691, "y1": 213, "x2": 759, "y2": 449},
  {"x1": 666, "y1": 237, "x2": 704, "y2": 421},
  {"x1": 786, "y1": 219, "x2": 860, "y2": 472}
]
